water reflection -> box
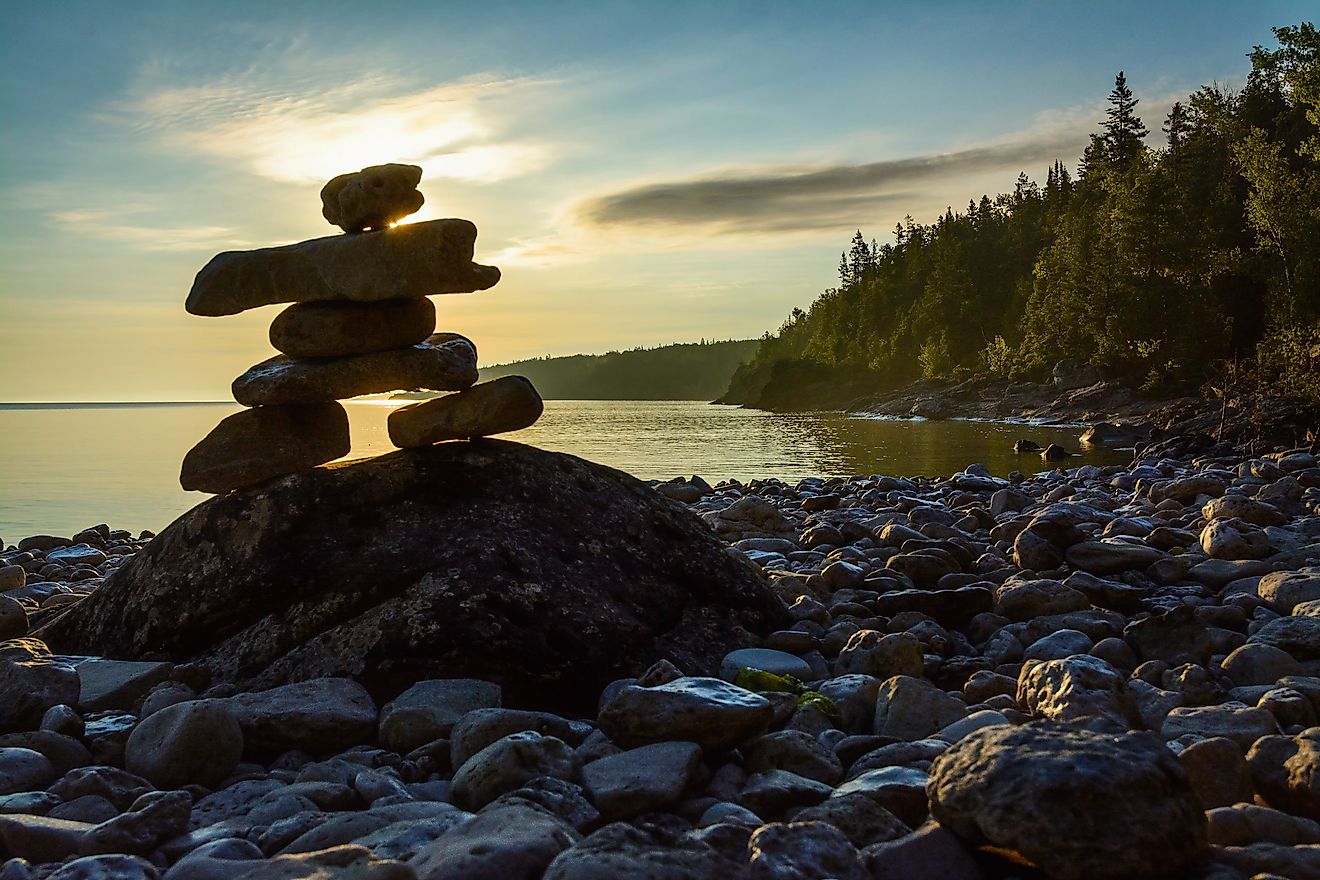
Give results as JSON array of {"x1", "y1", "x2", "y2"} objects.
[{"x1": 0, "y1": 400, "x2": 1129, "y2": 536}]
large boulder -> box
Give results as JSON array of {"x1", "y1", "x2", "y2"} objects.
[
  {"x1": 927, "y1": 721, "x2": 1207, "y2": 880},
  {"x1": 38, "y1": 441, "x2": 787, "y2": 712}
]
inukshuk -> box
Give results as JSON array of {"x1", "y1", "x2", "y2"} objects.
[{"x1": 179, "y1": 163, "x2": 544, "y2": 493}]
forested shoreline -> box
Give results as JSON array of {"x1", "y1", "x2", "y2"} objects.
[
  {"x1": 458, "y1": 339, "x2": 759, "y2": 400},
  {"x1": 721, "y1": 25, "x2": 1319, "y2": 420}
]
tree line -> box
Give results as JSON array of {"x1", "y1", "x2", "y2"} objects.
[
  {"x1": 478, "y1": 339, "x2": 761, "y2": 400},
  {"x1": 722, "y1": 25, "x2": 1319, "y2": 411}
]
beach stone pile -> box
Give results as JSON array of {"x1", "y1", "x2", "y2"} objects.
[
  {"x1": 5, "y1": 445, "x2": 1320, "y2": 877},
  {"x1": 178, "y1": 163, "x2": 544, "y2": 494}
]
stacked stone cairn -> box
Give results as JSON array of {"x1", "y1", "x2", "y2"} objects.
[{"x1": 179, "y1": 163, "x2": 545, "y2": 493}]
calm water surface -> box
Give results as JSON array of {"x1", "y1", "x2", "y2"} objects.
[{"x1": 0, "y1": 400, "x2": 1129, "y2": 537}]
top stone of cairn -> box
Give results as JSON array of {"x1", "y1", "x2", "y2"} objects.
[{"x1": 321, "y1": 163, "x2": 425, "y2": 232}]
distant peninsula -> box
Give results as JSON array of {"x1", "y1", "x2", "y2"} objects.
[{"x1": 394, "y1": 338, "x2": 760, "y2": 401}]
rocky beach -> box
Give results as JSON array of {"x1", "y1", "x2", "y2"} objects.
[{"x1": 1, "y1": 439, "x2": 1319, "y2": 879}]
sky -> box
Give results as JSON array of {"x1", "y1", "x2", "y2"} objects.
[{"x1": 0, "y1": 0, "x2": 1312, "y2": 401}]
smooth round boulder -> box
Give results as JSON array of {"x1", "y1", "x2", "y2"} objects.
[
  {"x1": 38, "y1": 441, "x2": 789, "y2": 714},
  {"x1": 269, "y1": 297, "x2": 436, "y2": 358},
  {"x1": 0, "y1": 747, "x2": 56, "y2": 795},
  {"x1": 124, "y1": 700, "x2": 242, "y2": 789},
  {"x1": 927, "y1": 721, "x2": 1207, "y2": 880},
  {"x1": 719, "y1": 648, "x2": 813, "y2": 683}
]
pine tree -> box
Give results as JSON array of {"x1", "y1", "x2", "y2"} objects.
[
  {"x1": 1103, "y1": 71, "x2": 1149, "y2": 169},
  {"x1": 1164, "y1": 101, "x2": 1191, "y2": 152}
]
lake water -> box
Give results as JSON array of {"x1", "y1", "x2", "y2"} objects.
[{"x1": 0, "y1": 400, "x2": 1130, "y2": 538}]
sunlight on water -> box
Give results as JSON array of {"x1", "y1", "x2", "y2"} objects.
[{"x1": 0, "y1": 400, "x2": 1129, "y2": 537}]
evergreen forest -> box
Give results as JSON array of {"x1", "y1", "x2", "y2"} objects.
[
  {"x1": 722, "y1": 25, "x2": 1320, "y2": 413},
  {"x1": 472, "y1": 339, "x2": 761, "y2": 400}
]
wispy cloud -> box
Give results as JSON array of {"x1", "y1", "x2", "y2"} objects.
[
  {"x1": 123, "y1": 68, "x2": 558, "y2": 185},
  {"x1": 50, "y1": 209, "x2": 250, "y2": 251},
  {"x1": 569, "y1": 89, "x2": 1183, "y2": 238},
  {"x1": 572, "y1": 133, "x2": 1087, "y2": 235}
]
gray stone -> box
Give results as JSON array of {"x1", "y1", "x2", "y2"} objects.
[
  {"x1": 0, "y1": 814, "x2": 94, "y2": 862},
  {"x1": 161, "y1": 838, "x2": 264, "y2": 880},
  {"x1": 792, "y1": 792, "x2": 910, "y2": 848},
  {"x1": 1016, "y1": 654, "x2": 1138, "y2": 728},
  {"x1": 220, "y1": 678, "x2": 377, "y2": 755},
  {"x1": 873, "y1": 676, "x2": 965, "y2": 741},
  {"x1": 349, "y1": 813, "x2": 470, "y2": 862},
  {"x1": 410, "y1": 804, "x2": 578, "y2": 879},
  {"x1": 0, "y1": 566, "x2": 26, "y2": 592},
  {"x1": 0, "y1": 598, "x2": 26, "y2": 641},
  {"x1": 1250, "y1": 616, "x2": 1320, "y2": 662},
  {"x1": 232, "y1": 335, "x2": 478, "y2": 406},
  {"x1": 830, "y1": 766, "x2": 930, "y2": 828},
  {"x1": 833, "y1": 631, "x2": 923, "y2": 679},
  {"x1": 76, "y1": 659, "x2": 173, "y2": 711},
  {"x1": 378, "y1": 679, "x2": 501, "y2": 754},
  {"x1": 237, "y1": 845, "x2": 414, "y2": 879},
  {"x1": 80, "y1": 790, "x2": 191, "y2": 856},
  {"x1": 747, "y1": 821, "x2": 866, "y2": 880},
  {"x1": 125, "y1": 700, "x2": 243, "y2": 789},
  {"x1": 0, "y1": 639, "x2": 79, "y2": 733},
  {"x1": 993, "y1": 579, "x2": 1088, "y2": 621},
  {"x1": 450, "y1": 731, "x2": 578, "y2": 811},
  {"x1": 1260, "y1": 570, "x2": 1320, "y2": 614},
  {"x1": 862, "y1": 819, "x2": 986, "y2": 880},
  {"x1": 581, "y1": 741, "x2": 702, "y2": 820},
  {"x1": 320, "y1": 163, "x2": 424, "y2": 232},
  {"x1": 48, "y1": 854, "x2": 160, "y2": 880},
  {"x1": 928, "y1": 721, "x2": 1207, "y2": 880},
  {"x1": 179, "y1": 402, "x2": 349, "y2": 494},
  {"x1": 0, "y1": 749, "x2": 55, "y2": 795},
  {"x1": 743, "y1": 730, "x2": 842, "y2": 785},
  {"x1": 1064, "y1": 540, "x2": 1164, "y2": 575},
  {"x1": 269, "y1": 297, "x2": 436, "y2": 359},
  {"x1": 597, "y1": 677, "x2": 773, "y2": 750},
  {"x1": 186, "y1": 219, "x2": 499, "y2": 317},
  {"x1": 718, "y1": 648, "x2": 813, "y2": 683},
  {"x1": 1162, "y1": 704, "x2": 1279, "y2": 750},
  {"x1": 387, "y1": 376, "x2": 543, "y2": 447},
  {"x1": 542, "y1": 820, "x2": 734, "y2": 879},
  {"x1": 448, "y1": 708, "x2": 578, "y2": 770}
]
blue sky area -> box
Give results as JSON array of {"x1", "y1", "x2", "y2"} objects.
[{"x1": 0, "y1": 0, "x2": 1312, "y2": 400}]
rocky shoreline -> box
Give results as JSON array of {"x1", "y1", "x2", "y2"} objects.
[
  {"x1": 2, "y1": 444, "x2": 1320, "y2": 878},
  {"x1": 848, "y1": 360, "x2": 1318, "y2": 461}
]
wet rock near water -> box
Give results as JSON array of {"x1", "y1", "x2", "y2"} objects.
[
  {"x1": 37, "y1": 440, "x2": 788, "y2": 712},
  {"x1": 4, "y1": 439, "x2": 1320, "y2": 877}
]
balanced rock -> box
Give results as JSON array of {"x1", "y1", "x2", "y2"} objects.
[
  {"x1": 39, "y1": 441, "x2": 788, "y2": 712},
  {"x1": 388, "y1": 376, "x2": 543, "y2": 447},
  {"x1": 186, "y1": 219, "x2": 500, "y2": 317},
  {"x1": 927, "y1": 721, "x2": 1207, "y2": 880},
  {"x1": 320, "y1": 163, "x2": 424, "y2": 232},
  {"x1": 179, "y1": 402, "x2": 349, "y2": 494},
  {"x1": 231, "y1": 333, "x2": 477, "y2": 406},
  {"x1": 269, "y1": 297, "x2": 436, "y2": 358}
]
